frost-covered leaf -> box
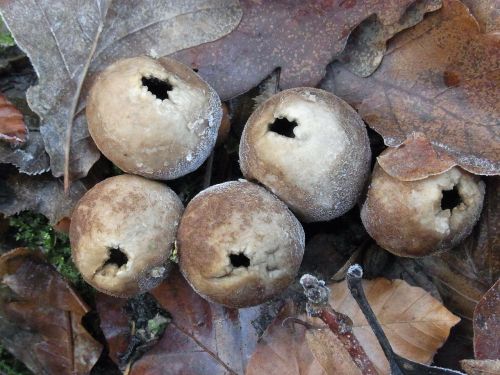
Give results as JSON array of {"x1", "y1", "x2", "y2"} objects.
[
  {"x1": 0, "y1": 248, "x2": 102, "y2": 375},
  {"x1": 0, "y1": 0, "x2": 242, "y2": 183},
  {"x1": 0, "y1": 173, "x2": 86, "y2": 224},
  {"x1": 173, "y1": 0, "x2": 426, "y2": 100},
  {"x1": 322, "y1": 0, "x2": 500, "y2": 175}
]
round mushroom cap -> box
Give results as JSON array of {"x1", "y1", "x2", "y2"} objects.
[
  {"x1": 70, "y1": 174, "x2": 184, "y2": 297},
  {"x1": 178, "y1": 180, "x2": 305, "y2": 308},
  {"x1": 361, "y1": 164, "x2": 485, "y2": 257},
  {"x1": 86, "y1": 56, "x2": 222, "y2": 180},
  {"x1": 239, "y1": 87, "x2": 371, "y2": 222}
]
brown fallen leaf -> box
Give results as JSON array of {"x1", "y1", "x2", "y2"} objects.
[
  {"x1": 0, "y1": 248, "x2": 102, "y2": 375},
  {"x1": 0, "y1": 173, "x2": 86, "y2": 224},
  {"x1": 377, "y1": 132, "x2": 456, "y2": 181},
  {"x1": 0, "y1": 0, "x2": 243, "y2": 185},
  {"x1": 322, "y1": 0, "x2": 500, "y2": 175},
  {"x1": 0, "y1": 94, "x2": 26, "y2": 145},
  {"x1": 461, "y1": 0, "x2": 500, "y2": 32},
  {"x1": 418, "y1": 177, "x2": 499, "y2": 325},
  {"x1": 474, "y1": 280, "x2": 500, "y2": 360},
  {"x1": 173, "y1": 0, "x2": 426, "y2": 100},
  {"x1": 97, "y1": 267, "x2": 271, "y2": 375},
  {"x1": 331, "y1": 278, "x2": 461, "y2": 374},
  {"x1": 461, "y1": 359, "x2": 500, "y2": 375}
]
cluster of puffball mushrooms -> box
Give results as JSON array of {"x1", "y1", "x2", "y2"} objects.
[{"x1": 69, "y1": 56, "x2": 485, "y2": 307}]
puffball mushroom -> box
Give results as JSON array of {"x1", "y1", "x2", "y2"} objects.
[
  {"x1": 178, "y1": 180, "x2": 305, "y2": 308},
  {"x1": 86, "y1": 56, "x2": 222, "y2": 180},
  {"x1": 239, "y1": 87, "x2": 371, "y2": 222},
  {"x1": 361, "y1": 163, "x2": 485, "y2": 257},
  {"x1": 70, "y1": 174, "x2": 183, "y2": 297}
]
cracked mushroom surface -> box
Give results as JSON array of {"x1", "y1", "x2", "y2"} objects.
[
  {"x1": 86, "y1": 56, "x2": 222, "y2": 180},
  {"x1": 239, "y1": 87, "x2": 371, "y2": 222},
  {"x1": 178, "y1": 180, "x2": 305, "y2": 308},
  {"x1": 70, "y1": 174, "x2": 183, "y2": 297},
  {"x1": 361, "y1": 163, "x2": 485, "y2": 257}
]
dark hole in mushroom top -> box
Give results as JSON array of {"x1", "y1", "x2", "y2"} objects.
[
  {"x1": 441, "y1": 186, "x2": 462, "y2": 210},
  {"x1": 104, "y1": 247, "x2": 128, "y2": 268},
  {"x1": 229, "y1": 253, "x2": 250, "y2": 268},
  {"x1": 268, "y1": 117, "x2": 298, "y2": 138},
  {"x1": 141, "y1": 76, "x2": 173, "y2": 100}
]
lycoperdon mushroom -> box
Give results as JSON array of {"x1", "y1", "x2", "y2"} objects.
[
  {"x1": 361, "y1": 162, "x2": 485, "y2": 257},
  {"x1": 70, "y1": 174, "x2": 183, "y2": 297},
  {"x1": 239, "y1": 87, "x2": 371, "y2": 222},
  {"x1": 177, "y1": 180, "x2": 305, "y2": 308},
  {"x1": 86, "y1": 56, "x2": 222, "y2": 180}
]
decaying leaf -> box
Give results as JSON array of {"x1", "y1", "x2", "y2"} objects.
[
  {"x1": 461, "y1": 359, "x2": 500, "y2": 375},
  {"x1": 0, "y1": 93, "x2": 26, "y2": 145},
  {"x1": 173, "y1": 0, "x2": 427, "y2": 100},
  {"x1": 473, "y1": 280, "x2": 499, "y2": 360},
  {"x1": 0, "y1": 0, "x2": 243, "y2": 184},
  {"x1": 418, "y1": 177, "x2": 499, "y2": 324},
  {"x1": 338, "y1": 0, "x2": 442, "y2": 77},
  {"x1": 98, "y1": 267, "x2": 271, "y2": 375},
  {"x1": 0, "y1": 248, "x2": 102, "y2": 375},
  {"x1": 331, "y1": 278, "x2": 460, "y2": 374},
  {"x1": 377, "y1": 132, "x2": 456, "y2": 181},
  {"x1": 0, "y1": 173, "x2": 86, "y2": 224},
  {"x1": 322, "y1": 0, "x2": 500, "y2": 175},
  {"x1": 461, "y1": 0, "x2": 500, "y2": 32}
]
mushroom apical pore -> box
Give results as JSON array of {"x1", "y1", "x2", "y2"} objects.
[
  {"x1": 361, "y1": 163, "x2": 485, "y2": 257},
  {"x1": 239, "y1": 87, "x2": 371, "y2": 222},
  {"x1": 70, "y1": 174, "x2": 184, "y2": 297},
  {"x1": 178, "y1": 180, "x2": 305, "y2": 308},
  {"x1": 86, "y1": 56, "x2": 222, "y2": 180}
]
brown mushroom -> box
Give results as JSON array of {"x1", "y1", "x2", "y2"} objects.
[
  {"x1": 178, "y1": 180, "x2": 305, "y2": 308},
  {"x1": 239, "y1": 87, "x2": 371, "y2": 222},
  {"x1": 86, "y1": 56, "x2": 222, "y2": 180},
  {"x1": 70, "y1": 174, "x2": 183, "y2": 297},
  {"x1": 361, "y1": 163, "x2": 485, "y2": 257}
]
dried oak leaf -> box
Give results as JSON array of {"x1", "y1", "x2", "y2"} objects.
[
  {"x1": 322, "y1": 0, "x2": 500, "y2": 175},
  {"x1": 0, "y1": 0, "x2": 243, "y2": 184},
  {"x1": 473, "y1": 280, "x2": 500, "y2": 360},
  {"x1": 377, "y1": 132, "x2": 456, "y2": 181},
  {"x1": 0, "y1": 172, "x2": 86, "y2": 224},
  {"x1": 461, "y1": 359, "x2": 500, "y2": 375},
  {"x1": 331, "y1": 278, "x2": 460, "y2": 374},
  {"x1": 172, "y1": 0, "x2": 426, "y2": 100},
  {"x1": 97, "y1": 267, "x2": 271, "y2": 375},
  {"x1": 0, "y1": 248, "x2": 102, "y2": 375},
  {"x1": 0, "y1": 93, "x2": 26, "y2": 145},
  {"x1": 418, "y1": 177, "x2": 499, "y2": 324}
]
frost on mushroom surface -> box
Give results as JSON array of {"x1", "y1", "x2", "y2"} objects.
[
  {"x1": 361, "y1": 163, "x2": 485, "y2": 257},
  {"x1": 239, "y1": 87, "x2": 371, "y2": 222},
  {"x1": 86, "y1": 56, "x2": 222, "y2": 180},
  {"x1": 69, "y1": 174, "x2": 184, "y2": 297},
  {"x1": 177, "y1": 180, "x2": 305, "y2": 308}
]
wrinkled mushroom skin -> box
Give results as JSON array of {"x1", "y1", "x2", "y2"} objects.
[
  {"x1": 361, "y1": 164, "x2": 485, "y2": 257},
  {"x1": 239, "y1": 88, "x2": 371, "y2": 222},
  {"x1": 87, "y1": 56, "x2": 222, "y2": 180},
  {"x1": 70, "y1": 175, "x2": 184, "y2": 297},
  {"x1": 178, "y1": 181, "x2": 305, "y2": 308}
]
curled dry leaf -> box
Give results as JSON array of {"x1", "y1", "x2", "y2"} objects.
[
  {"x1": 377, "y1": 132, "x2": 456, "y2": 181},
  {"x1": 473, "y1": 280, "x2": 500, "y2": 360},
  {"x1": 0, "y1": 173, "x2": 86, "y2": 224},
  {"x1": 0, "y1": 93, "x2": 26, "y2": 145},
  {"x1": 0, "y1": 0, "x2": 243, "y2": 186},
  {"x1": 322, "y1": 0, "x2": 500, "y2": 175},
  {"x1": 461, "y1": 359, "x2": 500, "y2": 375},
  {"x1": 97, "y1": 267, "x2": 270, "y2": 375},
  {"x1": 173, "y1": 0, "x2": 425, "y2": 100},
  {"x1": 331, "y1": 278, "x2": 461, "y2": 374},
  {"x1": 0, "y1": 248, "x2": 102, "y2": 375}
]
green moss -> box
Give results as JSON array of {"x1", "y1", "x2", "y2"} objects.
[{"x1": 0, "y1": 344, "x2": 31, "y2": 375}]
